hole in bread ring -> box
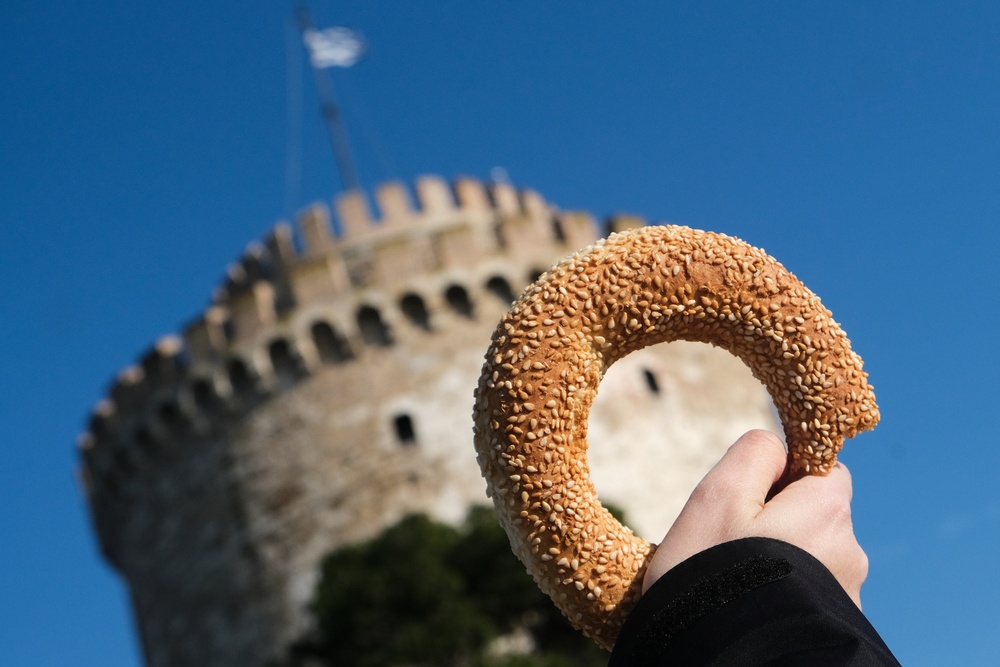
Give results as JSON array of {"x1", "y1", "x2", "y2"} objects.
[
  {"x1": 472, "y1": 225, "x2": 878, "y2": 649},
  {"x1": 588, "y1": 341, "x2": 779, "y2": 542}
]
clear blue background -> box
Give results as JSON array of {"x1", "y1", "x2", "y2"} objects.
[{"x1": 2, "y1": 2, "x2": 998, "y2": 665}]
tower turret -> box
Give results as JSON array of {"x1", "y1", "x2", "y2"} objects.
[{"x1": 79, "y1": 177, "x2": 778, "y2": 666}]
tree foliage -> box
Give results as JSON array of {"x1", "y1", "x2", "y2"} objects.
[{"x1": 289, "y1": 506, "x2": 611, "y2": 667}]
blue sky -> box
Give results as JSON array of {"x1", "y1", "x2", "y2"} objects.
[{"x1": 2, "y1": 2, "x2": 999, "y2": 665}]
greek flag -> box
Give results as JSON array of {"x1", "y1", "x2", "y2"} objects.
[{"x1": 303, "y1": 27, "x2": 365, "y2": 68}]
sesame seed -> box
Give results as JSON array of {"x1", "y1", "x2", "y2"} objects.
[{"x1": 473, "y1": 224, "x2": 878, "y2": 649}]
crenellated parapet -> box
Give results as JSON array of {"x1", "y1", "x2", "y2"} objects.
[
  {"x1": 79, "y1": 174, "x2": 788, "y2": 667},
  {"x1": 78, "y1": 176, "x2": 646, "y2": 562}
]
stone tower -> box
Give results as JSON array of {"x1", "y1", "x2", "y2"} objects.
[{"x1": 79, "y1": 176, "x2": 778, "y2": 667}]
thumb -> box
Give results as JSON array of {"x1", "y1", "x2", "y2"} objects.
[
  {"x1": 700, "y1": 430, "x2": 789, "y2": 515},
  {"x1": 643, "y1": 430, "x2": 789, "y2": 592}
]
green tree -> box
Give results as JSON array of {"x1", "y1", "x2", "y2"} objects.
[{"x1": 290, "y1": 507, "x2": 612, "y2": 667}]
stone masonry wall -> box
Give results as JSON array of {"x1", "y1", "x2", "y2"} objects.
[{"x1": 79, "y1": 176, "x2": 778, "y2": 666}]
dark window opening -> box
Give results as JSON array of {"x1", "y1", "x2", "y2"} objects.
[
  {"x1": 643, "y1": 368, "x2": 661, "y2": 395},
  {"x1": 158, "y1": 400, "x2": 184, "y2": 431},
  {"x1": 400, "y1": 293, "x2": 432, "y2": 331},
  {"x1": 192, "y1": 379, "x2": 217, "y2": 411},
  {"x1": 445, "y1": 284, "x2": 475, "y2": 319},
  {"x1": 394, "y1": 414, "x2": 417, "y2": 444},
  {"x1": 269, "y1": 338, "x2": 301, "y2": 384},
  {"x1": 358, "y1": 306, "x2": 393, "y2": 347},
  {"x1": 228, "y1": 358, "x2": 256, "y2": 398},
  {"x1": 485, "y1": 276, "x2": 516, "y2": 305},
  {"x1": 311, "y1": 321, "x2": 353, "y2": 363}
]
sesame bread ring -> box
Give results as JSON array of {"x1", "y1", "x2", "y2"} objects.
[{"x1": 472, "y1": 224, "x2": 878, "y2": 649}]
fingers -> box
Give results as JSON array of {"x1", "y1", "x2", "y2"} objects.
[
  {"x1": 770, "y1": 460, "x2": 854, "y2": 515},
  {"x1": 760, "y1": 460, "x2": 868, "y2": 607},
  {"x1": 759, "y1": 459, "x2": 856, "y2": 550},
  {"x1": 644, "y1": 431, "x2": 869, "y2": 604},
  {"x1": 643, "y1": 430, "x2": 789, "y2": 592},
  {"x1": 698, "y1": 429, "x2": 788, "y2": 515}
]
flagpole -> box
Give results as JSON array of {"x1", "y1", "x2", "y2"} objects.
[{"x1": 295, "y1": 4, "x2": 361, "y2": 193}]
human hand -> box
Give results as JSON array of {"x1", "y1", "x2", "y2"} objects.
[{"x1": 642, "y1": 429, "x2": 868, "y2": 608}]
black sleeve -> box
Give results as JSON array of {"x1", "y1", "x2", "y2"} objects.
[{"x1": 608, "y1": 537, "x2": 900, "y2": 666}]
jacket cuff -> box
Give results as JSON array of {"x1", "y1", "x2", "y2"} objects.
[{"x1": 609, "y1": 537, "x2": 898, "y2": 666}]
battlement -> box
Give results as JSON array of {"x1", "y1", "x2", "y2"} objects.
[
  {"x1": 78, "y1": 175, "x2": 787, "y2": 667},
  {"x1": 79, "y1": 177, "x2": 647, "y2": 540},
  {"x1": 214, "y1": 176, "x2": 570, "y2": 306}
]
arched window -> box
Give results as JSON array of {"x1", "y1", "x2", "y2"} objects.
[
  {"x1": 311, "y1": 321, "x2": 353, "y2": 363},
  {"x1": 400, "y1": 293, "x2": 432, "y2": 331},
  {"x1": 394, "y1": 413, "x2": 417, "y2": 444},
  {"x1": 158, "y1": 400, "x2": 184, "y2": 432},
  {"x1": 269, "y1": 338, "x2": 301, "y2": 384},
  {"x1": 357, "y1": 306, "x2": 393, "y2": 347},
  {"x1": 445, "y1": 284, "x2": 475, "y2": 319},
  {"x1": 192, "y1": 378, "x2": 218, "y2": 412},
  {"x1": 485, "y1": 276, "x2": 516, "y2": 305},
  {"x1": 643, "y1": 368, "x2": 661, "y2": 395},
  {"x1": 228, "y1": 358, "x2": 256, "y2": 399}
]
